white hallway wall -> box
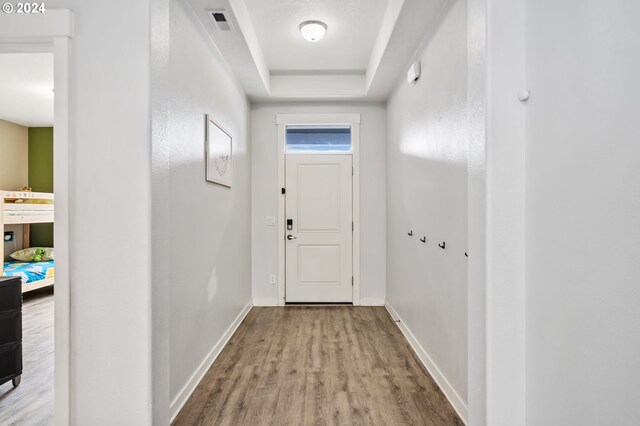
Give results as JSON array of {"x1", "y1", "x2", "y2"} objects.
[
  {"x1": 40, "y1": 0, "x2": 158, "y2": 423},
  {"x1": 9, "y1": 0, "x2": 464, "y2": 423},
  {"x1": 26, "y1": 1, "x2": 639, "y2": 424},
  {"x1": 38, "y1": 0, "x2": 250, "y2": 423},
  {"x1": 525, "y1": 0, "x2": 640, "y2": 423},
  {"x1": 251, "y1": 103, "x2": 387, "y2": 305},
  {"x1": 482, "y1": 0, "x2": 527, "y2": 422},
  {"x1": 166, "y1": 0, "x2": 252, "y2": 417},
  {"x1": 386, "y1": 0, "x2": 468, "y2": 418},
  {"x1": 466, "y1": 0, "x2": 488, "y2": 421}
]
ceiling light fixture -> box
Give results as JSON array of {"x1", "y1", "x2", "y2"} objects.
[{"x1": 299, "y1": 20, "x2": 327, "y2": 42}]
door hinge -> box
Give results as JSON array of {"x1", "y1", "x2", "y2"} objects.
[
  {"x1": 352, "y1": 167, "x2": 354, "y2": 176},
  {"x1": 352, "y1": 276, "x2": 354, "y2": 286},
  {"x1": 352, "y1": 222, "x2": 354, "y2": 231}
]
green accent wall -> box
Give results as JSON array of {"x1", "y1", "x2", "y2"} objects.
[{"x1": 28, "y1": 127, "x2": 54, "y2": 247}]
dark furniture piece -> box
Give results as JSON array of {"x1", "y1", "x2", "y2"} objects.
[{"x1": 0, "y1": 276, "x2": 22, "y2": 388}]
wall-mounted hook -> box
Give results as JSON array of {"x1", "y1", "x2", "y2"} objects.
[
  {"x1": 408, "y1": 230, "x2": 413, "y2": 236},
  {"x1": 438, "y1": 241, "x2": 446, "y2": 249},
  {"x1": 464, "y1": 252, "x2": 468, "y2": 257},
  {"x1": 420, "y1": 236, "x2": 426, "y2": 243}
]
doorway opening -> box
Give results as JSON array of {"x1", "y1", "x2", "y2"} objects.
[
  {"x1": 0, "y1": 12, "x2": 72, "y2": 424},
  {"x1": 0, "y1": 52, "x2": 55, "y2": 425},
  {"x1": 276, "y1": 114, "x2": 361, "y2": 305}
]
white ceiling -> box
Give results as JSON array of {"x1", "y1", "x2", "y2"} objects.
[
  {"x1": 188, "y1": 0, "x2": 449, "y2": 100},
  {"x1": 0, "y1": 53, "x2": 54, "y2": 127},
  {"x1": 244, "y1": 0, "x2": 388, "y2": 72}
]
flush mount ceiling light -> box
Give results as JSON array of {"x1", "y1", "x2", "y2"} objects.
[{"x1": 299, "y1": 20, "x2": 327, "y2": 42}]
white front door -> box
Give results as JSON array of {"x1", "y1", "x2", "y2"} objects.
[{"x1": 285, "y1": 154, "x2": 353, "y2": 303}]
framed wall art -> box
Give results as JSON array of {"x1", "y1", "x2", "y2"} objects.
[{"x1": 205, "y1": 114, "x2": 232, "y2": 187}]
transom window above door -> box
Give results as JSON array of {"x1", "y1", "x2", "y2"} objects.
[{"x1": 285, "y1": 125, "x2": 352, "y2": 153}]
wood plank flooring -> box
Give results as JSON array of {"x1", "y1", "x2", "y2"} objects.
[
  {"x1": 174, "y1": 306, "x2": 463, "y2": 426},
  {"x1": 0, "y1": 288, "x2": 54, "y2": 426}
]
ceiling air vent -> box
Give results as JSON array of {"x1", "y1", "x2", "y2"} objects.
[{"x1": 208, "y1": 9, "x2": 234, "y2": 32}]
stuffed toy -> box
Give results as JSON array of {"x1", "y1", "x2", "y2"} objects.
[{"x1": 30, "y1": 248, "x2": 46, "y2": 262}]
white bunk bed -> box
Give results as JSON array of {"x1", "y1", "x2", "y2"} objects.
[{"x1": 1, "y1": 191, "x2": 54, "y2": 293}]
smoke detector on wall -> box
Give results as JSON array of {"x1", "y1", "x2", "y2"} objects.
[
  {"x1": 208, "y1": 9, "x2": 234, "y2": 32},
  {"x1": 407, "y1": 61, "x2": 421, "y2": 85}
]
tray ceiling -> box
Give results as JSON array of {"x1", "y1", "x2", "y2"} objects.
[
  {"x1": 244, "y1": 0, "x2": 388, "y2": 72},
  {"x1": 187, "y1": 0, "x2": 448, "y2": 100}
]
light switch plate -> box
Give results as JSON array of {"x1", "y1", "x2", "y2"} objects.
[{"x1": 266, "y1": 216, "x2": 276, "y2": 226}]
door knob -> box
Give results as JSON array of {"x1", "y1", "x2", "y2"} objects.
[{"x1": 287, "y1": 234, "x2": 297, "y2": 240}]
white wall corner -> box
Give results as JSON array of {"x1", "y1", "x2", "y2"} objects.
[
  {"x1": 252, "y1": 298, "x2": 279, "y2": 307},
  {"x1": 365, "y1": 0, "x2": 405, "y2": 90},
  {"x1": 485, "y1": 0, "x2": 526, "y2": 422},
  {"x1": 385, "y1": 302, "x2": 468, "y2": 424},
  {"x1": 227, "y1": 0, "x2": 271, "y2": 93},
  {"x1": 169, "y1": 303, "x2": 252, "y2": 422},
  {"x1": 359, "y1": 298, "x2": 386, "y2": 306}
]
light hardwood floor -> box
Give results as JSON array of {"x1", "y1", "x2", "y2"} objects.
[
  {"x1": 0, "y1": 288, "x2": 54, "y2": 426},
  {"x1": 174, "y1": 306, "x2": 463, "y2": 426}
]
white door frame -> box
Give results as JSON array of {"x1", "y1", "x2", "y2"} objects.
[
  {"x1": 0, "y1": 11, "x2": 73, "y2": 425},
  {"x1": 276, "y1": 113, "x2": 361, "y2": 305}
]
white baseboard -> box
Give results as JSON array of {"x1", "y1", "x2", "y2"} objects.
[
  {"x1": 252, "y1": 298, "x2": 279, "y2": 306},
  {"x1": 169, "y1": 302, "x2": 252, "y2": 422},
  {"x1": 385, "y1": 302, "x2": 468, "y2": 424},
  {"x1": 358, "y1": 298, "x2": 386, "y2": 306},
  {"x1": 255, "y1": 298, "x2": 385, "y2": 306}
]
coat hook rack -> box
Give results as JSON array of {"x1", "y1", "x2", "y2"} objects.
[
  {"x1": 420, "y1": 236, "x2": 426, "y2": 243},
  {"x1": 464, "y1": 252, "x2": 468, "y2": 257},
  {"x1": 408, "y1": 230, "x2": 413, "y2": 236},
  {"x1": 438, "y1": 241, "x2": 446, "y2": 249}
]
